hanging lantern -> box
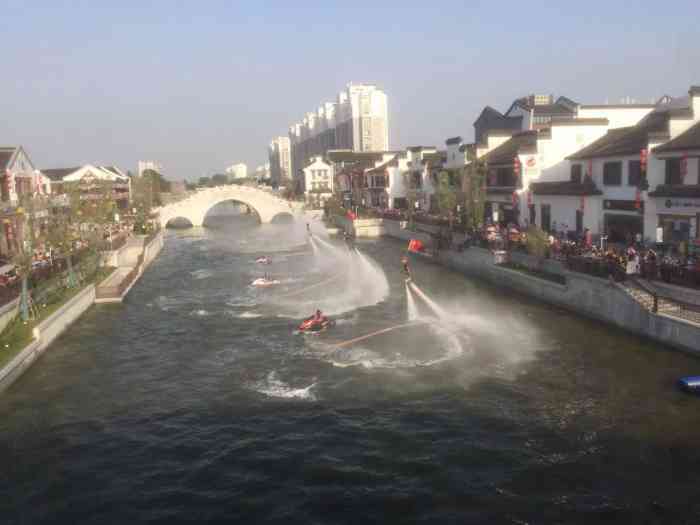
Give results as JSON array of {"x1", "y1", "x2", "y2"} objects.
[
  {"x1": 513, "y1": 157, "x2": 521, "y2": 185},
  {"x1": 640, "y1": 149, "x2": 648, "y2": 171}
]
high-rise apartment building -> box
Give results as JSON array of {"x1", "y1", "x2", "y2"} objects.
[
  {"x1": 271, "y1": 83, "x2": 388, "y2": 189},
  {"x1": 268, "y1": 137, "x2": 291, "y2": 187}
]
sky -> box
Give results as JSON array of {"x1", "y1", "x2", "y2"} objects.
[{"x1": 1, "y1": 1, "x2": 699, "y2": 181}]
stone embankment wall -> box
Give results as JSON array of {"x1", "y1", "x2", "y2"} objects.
[
  {"x1": 336, "y1": 215, "x2": 699, "y2": 354},
  {"x1": 0, "y1": 285, "x2": 95, "y2": 392},
  {"x1": 432, "y1": 246, "x2": 699, "y2": 354},
  {"x1": 0, "y1": 231, "x2": 165, "y2": 393},
  {"x1": 0, "y1": 298, "x2": 19, "y2": 334}
]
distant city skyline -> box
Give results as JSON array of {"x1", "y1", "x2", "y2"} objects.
[{"x1": 0, "y1": 1, "x2": 698, "y2": 180}]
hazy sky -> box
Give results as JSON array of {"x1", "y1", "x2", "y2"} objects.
[{"x1": 1, "y1": 1, "x2": 698, "y2": 180}]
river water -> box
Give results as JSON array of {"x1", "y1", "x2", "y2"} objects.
[{"x1": 2, "y1": 214, "x2": 700, "y2": 524}]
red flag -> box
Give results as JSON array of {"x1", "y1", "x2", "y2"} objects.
[{"x1": 408, "y1": 239, "x2": 424, "y2": 253}]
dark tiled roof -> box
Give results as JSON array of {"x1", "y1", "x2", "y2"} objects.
[
  {"x1": 530, "y1": 180, "x2": 603, "y2": 196},
  {"x1": 648, "y1": 185, "x2": 700, "y2": 198},
  {"x1": 474, "y1": 106, "x2": 504, "y2": 123},
  {"x1": 0, "y1": 147, "x2": 16, "y2": 171},
  {"x1": 567, "y1": 112, "x2": 669, "y2": 160},
  {"x1": 407, "y1": 146, "x2": 436, "y2": 152},
  {"x1": 445, "y1": 136, "x2": 462, "y2": 145},
  {"x1": 421, "y1": 151, "x2": 447, "y2": 165},
  {"x1": 41, "y1": 167, "x2": 81, "y2": 181},
  {"x1": 532, "y1": 104, "x2": 576, "y2": 117},
  {"x1": 366, "y1": 154, "x2": 400, "y2": 173},
  {"x1": 481, "y1": 131, "x2": 538, "y2": 165},
  {"x1": 326, "y1": 150, "x2": 387, "y2": 163},
  {"x1": 653, "y1": 121, "x2": 700, "y2": 153}
]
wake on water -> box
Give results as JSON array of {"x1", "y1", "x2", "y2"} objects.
[{"x1": 251, "y1": 371, "x2": 317, "y2": 401}]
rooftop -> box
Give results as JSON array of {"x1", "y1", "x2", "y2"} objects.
[
  {"x1": 654, "y1": 120, "x2": 700, "y2": 154},
  {"x1": 480, "y1": 131, "x2": 538, "y2": 165}
]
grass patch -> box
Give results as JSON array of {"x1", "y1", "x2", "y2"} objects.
[
  {"x1": 501, "y1": 261, "x2": 567, "y2": 285},
  {"x1": 0, "y1": 264, "x2": 115, "y2": 369}
]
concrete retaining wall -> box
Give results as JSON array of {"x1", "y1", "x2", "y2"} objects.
[
  {"x1": 0, "y1": 284, "x2": 95, "y2": 393},
  {"x1": 0, "y1": 298, "x2": 19, "y2": 334},
  {"x1": 431, "y1": 247, "x2": 699, "y2": 354}
]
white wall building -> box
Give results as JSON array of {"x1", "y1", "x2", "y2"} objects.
[
  {"x1": 302, "y1": 156, "x2": 334, "y2": 209},
  {"x1": 138, "y1": 160, "x2": 163, "y2": 176},
  {"x1": 225, "y1": 163, "x2": 248, "y2": 181}
]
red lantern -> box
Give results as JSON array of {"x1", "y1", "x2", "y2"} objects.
[
  {"x1": 640, "y1": 149, "x2": 648, "y2": 170},
  {"x1": 513, "y1": 157, "x2": 521, "y2": 183}
]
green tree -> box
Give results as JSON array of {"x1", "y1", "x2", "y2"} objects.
[
  {"x1": 211, "y1": 173, "x2": 228, "y2": 186},
  {"x1": 436, "y1": 171, "x2": 457, "y2": 224},
  {"x1": 198, "y1": 176, "x2": 212, "y2": 187},
  {"x1": 463, "y1": 158, "x2": 487, "y2": 231},
  {"x1": 525, "y1": 225, "x2": 549, "y2": 270}
]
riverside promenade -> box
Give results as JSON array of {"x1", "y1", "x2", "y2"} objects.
[
  {"x1": 333, "y1": 216, "x2": 700, "y2": 355},
  {"x1": 0, "y1": 231, "x2": 164, "y2": 393}
]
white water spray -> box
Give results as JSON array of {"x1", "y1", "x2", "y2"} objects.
[
  {"x1": 406, "y1": 283, "x2": 420, "y2": 321},
  {"x1": 409, "y1": 282, "x2": 451, "y2": 321}
]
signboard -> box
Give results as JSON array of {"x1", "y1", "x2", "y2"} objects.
[
  {"x1": 662, "y1": 198, "x2": 700, "y2": 214},
  {"x1": 604, "y1": 199, "x2": 644, "y2": 212}
]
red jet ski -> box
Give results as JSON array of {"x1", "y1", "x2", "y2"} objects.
[{"x1": 298, "y1": 314, "x2": 334, "y2": 333}]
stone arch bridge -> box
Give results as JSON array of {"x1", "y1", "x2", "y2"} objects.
[{"x1": 156, "y1": 186, "x2": 303, "y2": 227}]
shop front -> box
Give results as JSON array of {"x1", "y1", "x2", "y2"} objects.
[
  {"x1": 653, "y1": 197, "x2": 700, "y2": 257},
  {"x1": 602, "y1": 200, "x2": 644, "y2": 244}
]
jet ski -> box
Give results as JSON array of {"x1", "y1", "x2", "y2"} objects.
[
  {"x1": 255, "y1": 256, "x2": 271, "y2": 264},
  {"x1": 251, "y1": 277, "x2": 280, "y2": 287},
  {"x1": 298, "y1": 315, "x2": 334, "y2": 333}
]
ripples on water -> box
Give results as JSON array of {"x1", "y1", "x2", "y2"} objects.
[{"x1": 2, "y1": 214, "x2": 700, "y2": 523}]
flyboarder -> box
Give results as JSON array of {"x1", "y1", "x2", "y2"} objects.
[{"x1": 401, "y1": 256, "x2": 411, "y2": 282}]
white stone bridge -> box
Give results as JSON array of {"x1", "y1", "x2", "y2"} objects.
[{"x1": 156, "y1": 186, "x2": 303, "y2": 227}]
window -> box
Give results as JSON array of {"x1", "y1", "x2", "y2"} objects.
[
  {"x1": 496, "y1": 167, "x2": 515, "y2": 186},
  {"x1": 628, "y1": 160, "x2": 641, "y2": 186},
  {"x1": 570, "y1": 164, "x2": 582, "y2": 183},
  {"x1": 603, "y1": 162, "x2": 622, "y2": 186},
  {"x1": 541, "y1": 204, "x2": 551, "y2": 232},
  {"x1": 665, "y1": 158, "x2": 682, "y2": 185}
]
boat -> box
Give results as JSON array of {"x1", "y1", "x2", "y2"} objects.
[
  {"x1": 298, "y1": 315, "x2": 334, "y2": 333},
  {"x1": 251, "y1": 277, "x2": 280, "y2": 287},
  {"x1": 678, "y1": 376, "x2": 700, "y2": 394},
  {"x1": 255, "y1": 256, "x2": 271, "y2": 264}
]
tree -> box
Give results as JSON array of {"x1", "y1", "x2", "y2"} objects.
[
  {"x1": 525, "y1": 225, "x2": 549, "y2": 270},
  {"x1": 198, "y1": 176, "x2": 212, "y2": 187},
  {"x1": 463, "y1": 158, "x2": 487, "y2": 231},
  {"x1": 436, "y1": 171, "x2": 457, "y2": 221},
  {"x1": 211, "y1": 173, "x2": 228, "y2": 186}
]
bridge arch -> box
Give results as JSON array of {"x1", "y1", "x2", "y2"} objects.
[{"x1": 157, "y1": 186, "x2": 303, "y2": 228}]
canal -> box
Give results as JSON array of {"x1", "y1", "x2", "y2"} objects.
[{"x1": 2, "y1": 213, "x2": 700, "y2": 523}]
